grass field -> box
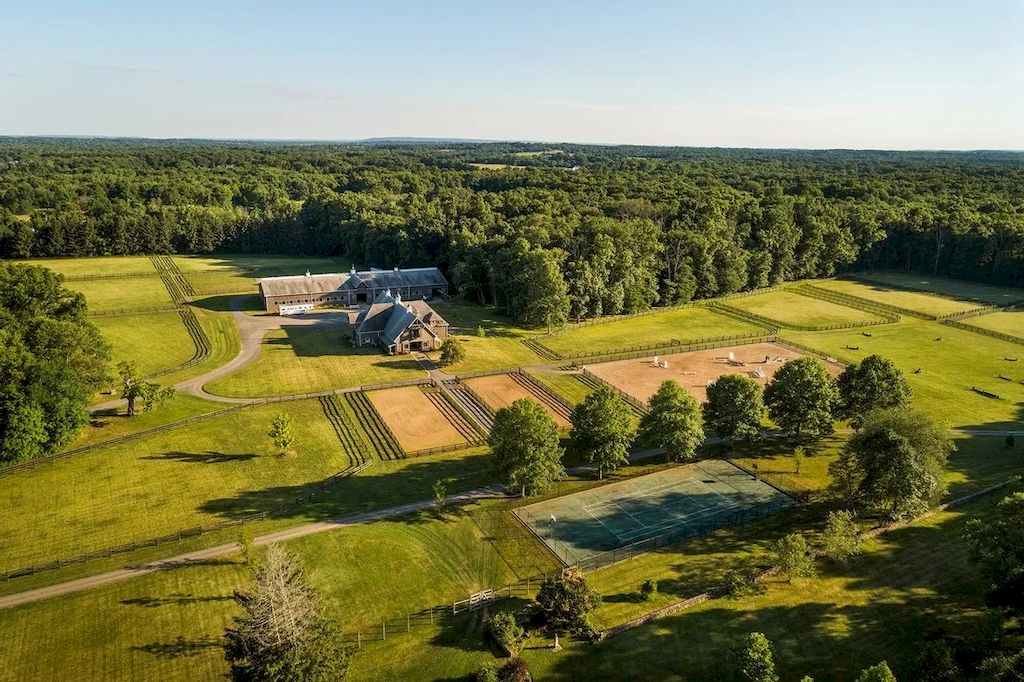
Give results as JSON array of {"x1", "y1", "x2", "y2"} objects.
[
  {"x1": 529, "y1": 370, "x2": 595, "y2": 405},
  {"x1": 92, "y1": 311, "x2": 197, "y2": 376},
  {"x1": 174, "y1": 254, "x2": 353, "y2": 295},
  {"x1": 962, "y1": 309, "x2": 1024, "y2": 339},
  {"x1": 427, "y1": 302, "x2": 544, "y2": 372},
  {"x1": 0, "y1": 509, "x2": 516, "y2": 682},
  {"x1": 204, "y1": 327, "x2": 426, "y2": 397},
  {"x1": 71, "y1": 394, "x2": 230, "y2": 449},
  {"x1": 785, "y1": 319, "x2": 1024, "y2": 428},
  {"x1": 19, "y1": 256, "x2": 158, "y2": 278},
  {"x1": 726, "y1": 290, "x2": 885, "y2": 327},
  {"x1": 542, "y1": 306, "x2": 765, "y2": 357},
  {"x1": 820, "y1": 278, "x2": 982, "y2": 317},
  {"x1": 856, "y1": 271, "x2": 1024, "y2": 306},
  {"x1": 66, "y1": 276, "x2": 174, "y2": 312}
]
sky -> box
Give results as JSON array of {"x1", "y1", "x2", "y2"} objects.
[{"x1": 2, "y1": 0, "x2": 1022, "y2": 149}]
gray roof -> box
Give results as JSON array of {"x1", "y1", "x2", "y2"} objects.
[
  {"x1": 260, "y1": 267, "x2": 447, "y2": 299},
  {"x1": 354, "y1": 291, "x2": 449, "y2": 347}
]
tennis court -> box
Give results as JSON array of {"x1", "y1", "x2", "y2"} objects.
[{"x1": 514, "y1": 459, "x2": 794, "y2": 569}]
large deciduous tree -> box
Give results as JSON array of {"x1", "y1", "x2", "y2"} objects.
[
  {"x1": 489, "y1": 398, "x2": 565, "y2": 497},
  {"x1": 0, "y1": 263, "x2": 111, "y2": 463},
  {"x1": 570, "y1": 385, "x2": 635, "y2": 479},
  {"x1": 639, "y1": 380, "x2": 704, "y2": 462},
  {"x1": 536, "y1": 567, "x2": 601, "y2": 634},
  {"x1": 764, "y1": 357, "x2": 838, "y2": 438},
  {"x1": 704, "y1": 374, "x2": 764, "y2": 444},
  {"x1": 829, "y1": 408, "x2": 952, "y2": 519},
  {"x1": 731, "y1": 632, "x2": 780, "y2": 682},
  {"x1": 224, "y1": 544, "x2": 351, "y2": 682},
  {"x1": 836, "y1": 354, "x2": 912, "y2": 427},
  {"x1": 964, "y1": 492, "x2": 1024, "y2": 615}
]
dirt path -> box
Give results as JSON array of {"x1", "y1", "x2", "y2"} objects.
[{"x1": 91, "y1": 299, "x2": 353, "y2": 412}]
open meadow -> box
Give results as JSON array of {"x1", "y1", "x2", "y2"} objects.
[
  {"x1": 541, "y1": 305, "x2": 766, "y2": 358},
  {"x1": 92, "y1": 311, "x2": 199, "y2": 376},
  {"x1": 724, "y1": 289, "x2": 886, "y2": 327},
  {"x1": 204, "y1": 326, "x2": 427, "y2": 397},
  {"x1": 173, "y1": 254, "x2": 353, "y2": 296},
  {"x1": 785, "y1": 318, "x2": 1024, "y2": 429},
  {"x1": 819, "y1": 278, "x2": 984, "y2": 317},
  {"x1": 65, "y1": 275, "x2": 174, "y2": 312},
  {"x1": 855, "y1": 271, "x2": 1024, "y2": 306},
  {"x1": 20, "y1": 256, "x2": 158, "y2": 278},
  {"x1": 962, "y1": 309, "x2": 1024, "y2": 339}
]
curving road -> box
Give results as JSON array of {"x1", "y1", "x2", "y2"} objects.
[{"x1": 91, "y1": 298, "x2": 355, "y2": 412}]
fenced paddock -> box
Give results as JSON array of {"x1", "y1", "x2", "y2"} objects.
[
  {"x1": 366, "y1": 386, "x2": 472, "y2": 452},
  {"x1": 464, "y1": 373, "x2": 572, "y2": 428},
  {"x1": 583, "y1": 341, "x2": 839, "y2": 404},
  {"x1": 514, "y1": 460, "x2": 795, "y2": 571}
]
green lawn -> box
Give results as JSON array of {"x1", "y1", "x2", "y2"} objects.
[
  {"x1": 820, "y1": 279, "x2": 981, "y2": 317},
  {"x1": 727, "y1": 290, "x2": 885, "y2": 328},
  {"x1": 173, "y1": 254, "x2": 353, "y2": 295},
  {"x1": 0, "y1": 400, "x2": 353, "y2": 573},
  {"x1": 92, "y1": 311, "x2": 197, "y2": 376},
  {"x1": 151, "y1": 307, "x2": 241, "y2": 387},
  {"x1": 425, "y1": 302, "x2": 545, "y2": 372},
  {"x1": 855, "y1": 271, "x2": 1024, "y2": 306},
  {"x1": 785, "y1": 319, "x2": 1024, "y2": 428},
  {"x1": 963, "y1": 309, "x2": 1024, "y2": 339},
  {"x1": 529, "y1": 370, "x2": 595, "y2": 405},
  {"x1": 67, "y1": 276, "x2": 174, "y2": 312},
  {"x1": 72, "y1": 394, "x2": 230, "y2": 450},
  {"x1": 204, "y1": 327, "x2": 426, "y2": 397},
  {"x1": 542, "y1": 306, "x2": 765, "y2": 358},
  {"x1": 0, "y1": 505, "x2": 518, "y2": 682},
  {"x1": 19, "y1": 256, "x2": 158, "y2": 278}
]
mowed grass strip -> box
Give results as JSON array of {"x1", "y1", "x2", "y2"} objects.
[
  {"x1": 529, "y1": 371, "x2": 595, "y2": 406},
  {"x1": 91, "y1": 311, "x2": 197, "y2": 376},
  {"x1": 786, "y1": 319, "x2": 1024, "y2": 428},
  {"x1": 66, "y1": 276, "x2": 174, "y2": 312},
  {"x1": 820, "y1": 279, "x2": 983, "y2": 317},
  {"x1": 427, "y1": 302, "x2": 544, "y2": 372},
  {"x1": 855, "y1": 271, "x2": 1024, "y2": 306},
  {"x1": 0, "y1": 506, "x2": 517, "y2": 682},
  {"x1": 204, "y1": 327, "x2": 426, "y2": 397},
  {"x1": 0, "y1": 400, "x2": 350, "y2": 573},
  {"x1": 18, "y1": 256, "x2": 158, "y2": 278},
  {"x1": 962, "y1": 309, "x2": 1024, "y2": 339},
  {"x1": 542, "y1": 306, "x2": 765, "y2": 357},
  {"x1": 727, "y1": 290, "x2": 884, "y2": 327}
]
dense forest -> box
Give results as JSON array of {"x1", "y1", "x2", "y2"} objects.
[{"x1": 1, "y1": 138, "x2": 1022, "y2": 325}]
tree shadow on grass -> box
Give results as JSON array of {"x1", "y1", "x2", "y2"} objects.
[
  {"x1": 121, "y1": 593, "x2": 235, "y2": 607},
  {"x1": 142, "y1": 450, "x2": 260, "y2": 464},
  {"x1": 130, "y1": 634, "x2": 222, "y2": 659},
  {"x1": 190, "y1": 294, "x2": 262, "y2": 313},
  {"x1": 195, "y1": 452, "x2": 493, "y2": 524}
]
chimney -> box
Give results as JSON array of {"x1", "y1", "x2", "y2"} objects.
[
  {"x1": 350, "y1": 265, "x2": 356, "y2": 275},
  {"x1": 394, "y1": 291, "x2": 401, "y2": 304},
  {"x1": 394, "y1": 266, "x2": 399, "y2": 273},
  {"x1": 305, "y1": 270, "x2": 311, "y2": 277}
]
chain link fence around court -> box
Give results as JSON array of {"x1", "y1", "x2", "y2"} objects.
[{"x1": 515, "y1": 494, "x2": 794, "y2": 573}]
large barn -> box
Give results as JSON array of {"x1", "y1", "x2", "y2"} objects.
[
  {"x1": 257, "y1": 266, "x2": 449, "y2": 313},
  {"x1": 351, "y1": 290, "x2": 450, "y2": 354}
]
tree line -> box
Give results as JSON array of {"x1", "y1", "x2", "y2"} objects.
[{"x1": 2, "y1": 139, "x2": 1022, "y2": 326}]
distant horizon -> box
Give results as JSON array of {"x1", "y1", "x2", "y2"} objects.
[{"x1": 3, "y1": 133, "x2": 1023, "y2": 154}]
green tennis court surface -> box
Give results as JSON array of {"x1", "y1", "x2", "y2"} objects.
[{"x1": 514, "y1": 459, "x2": 794, "y2": 569}]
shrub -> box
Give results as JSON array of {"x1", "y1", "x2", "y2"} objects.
[
  {"x1": 821, "y1": 510, "x2": 862, "y2": 563},
  {"x1": 476, "y1": 663, "x2": 500, "y2": 682},
  {"x1": 488, "y1": 611, "x2": 524, "y2": 654},
  {"x1": 724, "y1": 568, "x2": 765, "y2": 598},
  {"x1": 731, "y1": 632, "x2": 779, "y2": 682},
  {"x1": 498, "y1": 657, "x2": 530, "y2": 682},
  {"x1": 640, "y1": 579, "x2": 658, "y2": 601},
  {"x1": 772, "y1": 533, "x2": 817, "y2": 580},
  {"x1": 477, "y1": 325, "x2": 487, "y2": 338}
]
